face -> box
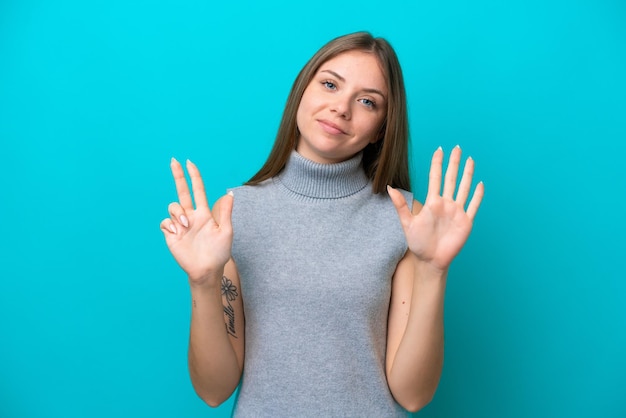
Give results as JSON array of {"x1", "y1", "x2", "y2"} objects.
[{"x1": 295, "y1": 50, "x2": 388, "y2": 164}]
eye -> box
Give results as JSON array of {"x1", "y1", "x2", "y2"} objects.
[
  {"x1": 359, "y1": 98, "x2": 376, "y2": 109},
  {"x1": 322, "y1": 80, "x2": 337, "y2": 90}
]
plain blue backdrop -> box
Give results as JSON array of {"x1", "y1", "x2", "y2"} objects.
[{"x1": 1, "y1": 0, "x2": 625, "y2": 417}]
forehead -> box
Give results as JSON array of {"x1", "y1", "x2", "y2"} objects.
[{"x1": 317, "y1": 51, "x2": 387, "y2": 93}]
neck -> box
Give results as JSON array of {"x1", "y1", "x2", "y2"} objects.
[{"x1": 277, "y1": 150, "x2": 369, "y2": 199}]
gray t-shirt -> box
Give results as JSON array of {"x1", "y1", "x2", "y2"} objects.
[{"x1": 230, "y1": 150, "x2": 412, "y2": 417}]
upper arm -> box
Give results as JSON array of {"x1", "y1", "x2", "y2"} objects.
[{"x1": 386, "y1": 199, "x2": 422, "y2": 376}]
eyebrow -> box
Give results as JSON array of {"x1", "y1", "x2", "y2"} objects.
[{"x1": 320, "y1": 69, "x2": 387, "y2": 99}]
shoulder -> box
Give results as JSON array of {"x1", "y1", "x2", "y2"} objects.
[
  {"x1": 228, "y1": 179, "x2": 272, "y2": 194},
  {"x1": 230, "y1": 179, "x2": 276, "y2": 193},
  {"x1": 227, "y1": 181, "x2": 279, "y2": 229},
  {"x1": 227, "y1": 180, "x2": 275, "y2": 202}
]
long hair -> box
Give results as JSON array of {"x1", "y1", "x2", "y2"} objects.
[{"x1": 246, "y1": 32, "x2": 411, "y2": 194}]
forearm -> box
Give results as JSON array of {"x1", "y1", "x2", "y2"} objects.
[
  {"x1": 388, "y1": 262, "x2": 447, "y2": 412},
  {"x1": 187, "y1": 272, "x2": 242, "y2": 407}
]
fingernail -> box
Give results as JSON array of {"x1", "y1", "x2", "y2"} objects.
[
  {"x1": 180, "y1": 215, "x2": 189, "y2": 228},
  {"x1": 437, "y1": 146, "x2": 443, "y2": 151},
  {"x1": 169, "y1": 223, "x2": 177, "y2": 234},
  {"x1": 227, "y1": 190, "x2": 234, "y2": 197},
  {"x1": 454, "y1": 144, "x2": 461, "y2": 149}
]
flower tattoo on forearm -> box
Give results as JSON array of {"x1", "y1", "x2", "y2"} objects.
[{"x1": 221, "y1": 276, "x2": 238, "y2": 338}]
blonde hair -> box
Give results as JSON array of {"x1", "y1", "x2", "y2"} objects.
[{"x1": 246, "y1": 32, "x2": 411, "y2": 193}]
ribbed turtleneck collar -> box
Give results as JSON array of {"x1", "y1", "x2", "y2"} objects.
[{"x1": 277, "y1": 150, "x2": 369, "y2": 199}]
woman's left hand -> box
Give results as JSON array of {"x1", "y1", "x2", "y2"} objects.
[{"x1": 388, "y1": 146, "x2": 484, "y2": 272}]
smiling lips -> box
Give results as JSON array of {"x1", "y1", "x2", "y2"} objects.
[{"x1": 317, "y1": 119, "x2": 347, "y2": 135}]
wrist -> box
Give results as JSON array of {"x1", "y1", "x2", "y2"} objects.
[
  {"x1": 188, "y1": 269, "x2": 224, "y2": 291},
  {"x1": 413, "y1": 259, "x2": 449, "y2": 284}
]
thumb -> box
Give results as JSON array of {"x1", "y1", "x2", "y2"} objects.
[
  {"x1": 387, "y1": 185, "x2": 412, "y2": 231},
  {"x1": 217, "y1": 191, "x2": 234, "y2": 231}
]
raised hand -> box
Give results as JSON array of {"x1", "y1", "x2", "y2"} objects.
[
  {"x1": 388, "y1": 146, "x2": 484, "y2": 272},
  {"x1": 160, "y1": 158, "x2": 234, "y2": 285}
]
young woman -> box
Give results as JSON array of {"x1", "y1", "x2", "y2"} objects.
[{"x1": 160, "y1": 32, "x2": 484, "y2": 417}]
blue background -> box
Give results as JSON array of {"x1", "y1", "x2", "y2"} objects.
[{"x1": 1, "y1": 0, "x2": 625, "y2": 417}]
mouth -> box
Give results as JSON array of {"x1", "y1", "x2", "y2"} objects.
[{"x1": 317, "y1": 119, "x2": 347, "y2": 135}]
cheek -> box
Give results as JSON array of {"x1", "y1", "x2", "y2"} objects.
[
  {"x1": 295, "y1": 102, "x2": 306, "y2": 132},
  {"x1": 358, "y1": 114, "x2": 386, "y2": 140},
  {"x1": 296, "y1": 90, "x2": 317, "y2": 128}
]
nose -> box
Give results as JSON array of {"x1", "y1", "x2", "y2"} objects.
[{"x1": 330, "y1": 95, "x2": 351, "y2": 119}]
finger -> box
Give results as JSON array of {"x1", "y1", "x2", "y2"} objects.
[
  {"x1": 186, "y1": 160, "x2": 209, "y2": 209},
  {"x1": 168, "y1": 202, "x2": 190, "y2": 228},
  {"x1": 387, "y1": 185, "x2": 412, "y2": 230},
  {"x1": 160, "y1": 218, "x2": 178, "y2": 235},
  {"x1": 171, "y1": 158, "x2": 193, "y2": 212},
  {"x1": 455, "y1": 156, "x2": 475, "y2": 208},
  {"x1": 427, "y1": 147, "x2": 444, "y2": 199},
  {"x1": 443, "y1": 145, "x2": 461, "y2": 200},
  {"x1": 466, "y1": 181, "x2": 485, "y2": 221}
]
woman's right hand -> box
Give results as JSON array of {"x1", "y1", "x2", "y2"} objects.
[{"x1": 160, "y1": 158, "x2": 234, "y2": 287}]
